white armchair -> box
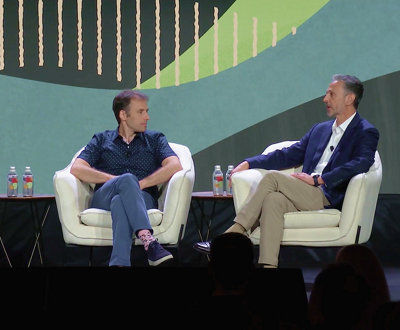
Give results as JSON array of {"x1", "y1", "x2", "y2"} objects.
[
  {"x1": 231, "y1": 141, "x2": 382, "y2": 247},
  {"x1": 53, "y1": 143, "x2": 195, "y2": 253}
]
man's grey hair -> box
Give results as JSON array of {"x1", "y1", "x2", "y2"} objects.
[{"x1": 332, "y1": 74, "x2": 364, "y2": 109}]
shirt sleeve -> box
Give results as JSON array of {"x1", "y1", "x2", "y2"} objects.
[
  {"x1": 155, "y1": 132, "x2": 177, "y2": 164},
  {"x1": 77, "y1": 133, "x2": 103, "y2": 167}
]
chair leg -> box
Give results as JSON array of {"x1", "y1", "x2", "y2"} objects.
[
  {"x1": 89, "y1": 246, "x2": 93, "y2": 267},
  {"x1": 355, "y1": 225, "x2": 361, "y2": 244}
]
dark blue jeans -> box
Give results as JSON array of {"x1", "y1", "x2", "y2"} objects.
[{"x1": 91, "y1": 173, "x2": 157, "y2": 266}]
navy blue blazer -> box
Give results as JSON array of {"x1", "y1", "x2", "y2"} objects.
[{"x1": 245, "y1": 113, "x2": 379, "y2": 209}]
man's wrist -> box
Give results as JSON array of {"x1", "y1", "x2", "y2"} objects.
[
  {"x1": 139, "y1": 179, "x2": 145, "y2": 190},
  {"x1": 313, "y1": 174, "x2": 320, "y2": 187}
]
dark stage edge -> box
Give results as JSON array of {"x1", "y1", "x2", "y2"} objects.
[{"x1": 0, "y1": 266, "x2": 309, "y2": 328}]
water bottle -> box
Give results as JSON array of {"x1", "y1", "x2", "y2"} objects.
[
  {"x1": 225, "y1": 165, "x2": 234, "y2": 196},
  {"x1": 7, "y1": 166, "x2": 18, "y2": 197},
  {"x1": 212, "y1": 165, "x2": 224, "y2": 196},
  {"x1": 23, "y1": 166, "x2": 34, "y2": 197}
]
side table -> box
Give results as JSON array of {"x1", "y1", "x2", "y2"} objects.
[
  {"x1": 0, "y1": 194, "x2": 55, "y2": 267},
  {"x1": 190, "y1": 191, "x2": 233, "y2": 243}
]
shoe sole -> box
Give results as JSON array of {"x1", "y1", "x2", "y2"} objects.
[
  {"x1": 148, "y1": 253, "x2": 173, "y2": 266},
  {"x1": 193, "y1": 245, "x2": 210, "y2": 254}
]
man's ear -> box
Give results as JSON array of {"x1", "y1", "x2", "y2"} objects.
[
  {"x1": 119, "y1": 109, "x2": 126, "y2": 122},
  {"x1": 346, "y1": 93, "x2": 356, "y2": 106}
]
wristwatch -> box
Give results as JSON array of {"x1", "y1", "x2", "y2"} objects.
[{"x1": 313, "y1": 174, "x2": 320, "y2": 187}]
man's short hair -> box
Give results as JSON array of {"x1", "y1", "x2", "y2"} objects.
[
  {"x1": 112, "y1": 90, "x2": 148, "y2": 124},
  {"x1": 332, "y1": 74, "x2": 364, "y2": 109}
]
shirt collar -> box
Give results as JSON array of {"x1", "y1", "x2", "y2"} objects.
[
  {"x1": 113, "y1": 127, "x2": 145, "y2": 142},
  {"x1": 332, "y1": 112, "x2": 356, "y2": 134}
]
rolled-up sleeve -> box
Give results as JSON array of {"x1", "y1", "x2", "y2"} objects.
[
  {"x1": 77, "y1": 134, "x2": 103, "y2": 167},
  {"x1": 155, "y1": 133, "x2": 177, "y2": 163}
]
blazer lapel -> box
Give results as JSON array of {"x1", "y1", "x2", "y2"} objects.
[
  {"x1": 309, "y1": 125, "x2": 332, "y2": 170},
  {"x1": 326, "y1": 113, "x2": 361, "y2": 166}
]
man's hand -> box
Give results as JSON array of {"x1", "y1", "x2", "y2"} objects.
[
  {"x1": 228, "y1": 161, "x2": 250, "y2": 185},
  {"x1": 139, "y1": 156, "x2": 182, "y2": 190},
  {"x1": 291, "y1": 172, "x2": 324, "y2": 186},
  {"x1": 231, "y1": 161, "x2": 250, "y2": 176},
  {"x1": 70, "y1": 158, "x2": 116, "y2": 183}
]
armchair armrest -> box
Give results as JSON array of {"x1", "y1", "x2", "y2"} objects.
[
  {"x1": 53, "y1": 167, "x2": 93, "y2": 241},
  {"x1": 231, "y1": 169, "x2": 268, "y2": 213}
]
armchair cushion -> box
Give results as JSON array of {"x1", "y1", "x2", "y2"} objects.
[
  {"x1": 79, "y1": 208, "x2": 163, "y2": 228},
  {"x1": 283, "y1": 209, "x2": 341, "y2": 229}
]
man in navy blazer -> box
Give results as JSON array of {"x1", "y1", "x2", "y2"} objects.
[{"x1": 194, "y1": 74, "x2": 379, "y2": 268}]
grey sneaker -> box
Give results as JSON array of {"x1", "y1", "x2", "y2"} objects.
[{"x1": 147, "y1": 241, "x2": 173, "y2": 266}]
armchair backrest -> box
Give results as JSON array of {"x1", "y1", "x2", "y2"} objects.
[
  {"x1": 236, "y1": 141, "x2": 382, "y2": 244},
  {"x1": 262, "y1": 141, "x2": 303, "y2": 174},
  {"x1": 53, "y1": 142, "x2": 195, "y2": 245},
  {"x1": 153, "y1": 143, "x2": 195, "y2": 243},
  {"x1": 56, "y1": 143, "x2": 194, "y2": 210},
  {"x1": 340, "y1": 150, "x2": 382, "y2": 243},
  {"x1": 157, "y1": 143, "x2": 194, "y2": 211},
  {"x1": 252, "y1": 140, "x2": 382, "y2": 243}
]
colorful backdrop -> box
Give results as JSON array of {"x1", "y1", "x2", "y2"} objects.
[{"x1": 0, "y1": 0, "x2": 399, "y2": 194}]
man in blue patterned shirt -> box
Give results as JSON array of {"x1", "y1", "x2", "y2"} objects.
[{"x1": 71, "y1": 90, "x2": 182, "y2": 267}]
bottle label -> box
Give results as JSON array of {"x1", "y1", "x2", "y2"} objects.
[
  {"x1": 7, "y1": 175, "x2": 18, "y2": 196},
  {"x1": 23, "y1": 176, "x2": 33, "y2": 189},
  {"x1": 214, "y1": 175, "x2": 223, "y2": 186},
  {"x1": 213, "y1": 174, "x2": 224, "y2": 195},
  {"x1": 8, "y1": 177, "x2": 18, "y2": 188}
]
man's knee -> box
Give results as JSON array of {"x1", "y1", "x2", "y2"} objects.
[
  {"x1": 261, "y1": 170, "x2": 287, "y2": 183},
  {"x1": 262, "y1": 192, "x2": 294, "y2": 216},
  {"x1": 115, "y1": 173, "x2": 140, "y2": 190},
  {"x1": 263, "y1": 191, "x2": 287, "y2": 208},
  {"x1": 259, "y1": 170, "x2": 294, "y2": 193}
]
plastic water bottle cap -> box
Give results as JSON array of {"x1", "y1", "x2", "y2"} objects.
[{"x1": 215, "y1": 165, "x2": 221, "y2": 170}]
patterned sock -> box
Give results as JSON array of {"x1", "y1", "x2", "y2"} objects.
[{"x1": 138, "y1": 229, "x2": 155, "y2": 251}]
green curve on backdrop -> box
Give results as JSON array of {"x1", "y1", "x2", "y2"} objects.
[{"x1": 140, "y1": 0, "x2": 330, "y2": 89}]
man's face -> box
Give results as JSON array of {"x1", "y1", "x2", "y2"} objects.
[
  {"x1": 323, "y1": 80, "x2": 351, "y2": 118},
  {"x1": 122, "y1": 98, "x2": 150, "y2": 133}
]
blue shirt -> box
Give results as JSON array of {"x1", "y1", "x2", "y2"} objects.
[{"x1": 78, "y1": 128, "x2": 177, "y2": 200}]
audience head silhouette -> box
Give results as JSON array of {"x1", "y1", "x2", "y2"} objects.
[
  {"x1": 308, "y1": 262, "x2": 371, "y2": 329},
  {"x1": 336, "y1": 244, "x2": 390, "y2": 306},
  {"x1": 209, "y1": 232, "x2": 255, "y2": 295},
  {"x1": 373, "y1": 301, "x2": 400, "y2": 330},
  {"x1": 334, "y1": 244, "x2": 392, "y2": 330}
]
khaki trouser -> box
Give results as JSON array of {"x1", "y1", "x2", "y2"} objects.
[{"x1": 234, "y1": 170, "x2": 330, "y2": 266}]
